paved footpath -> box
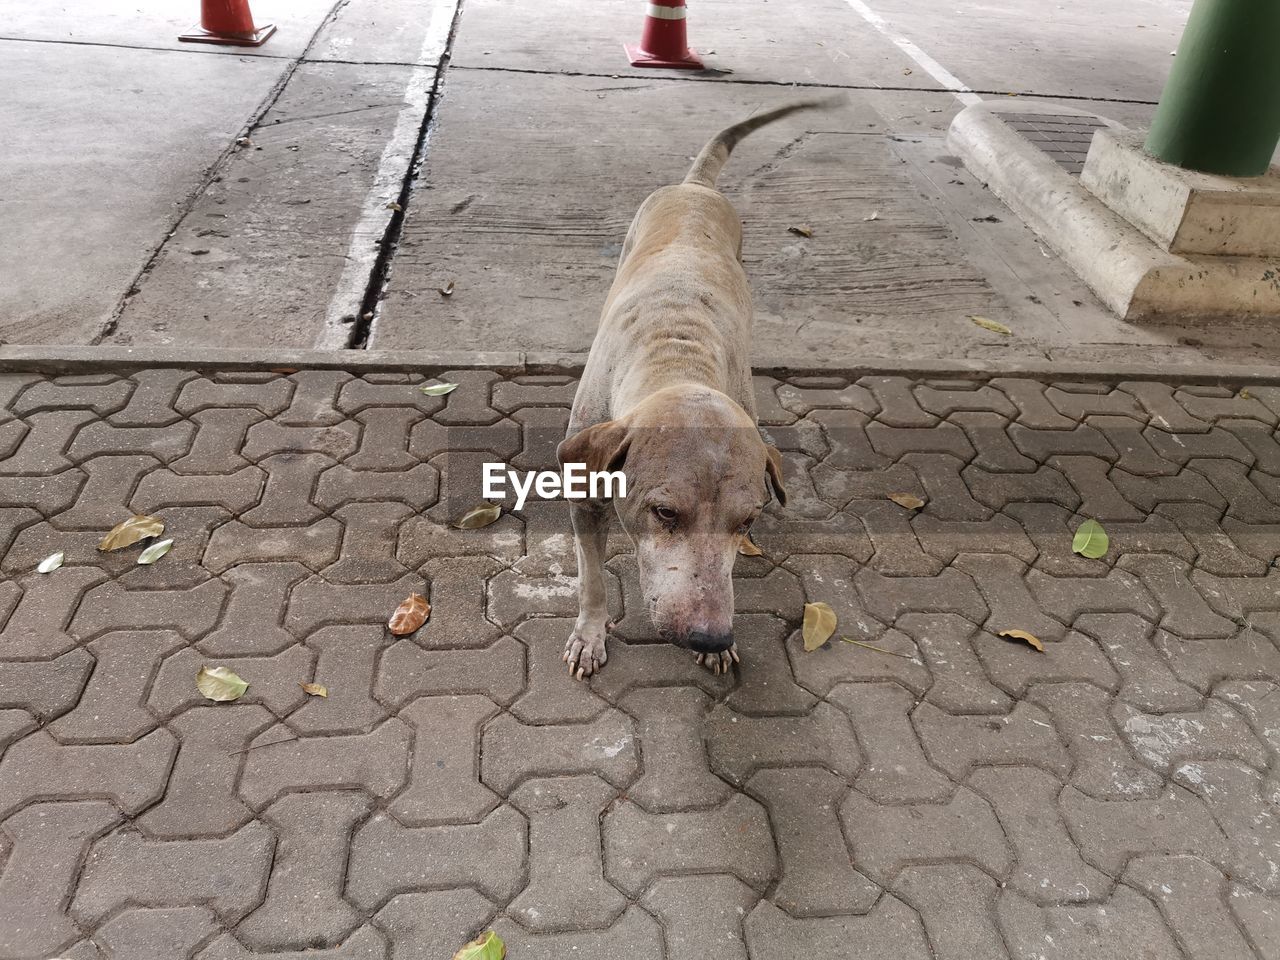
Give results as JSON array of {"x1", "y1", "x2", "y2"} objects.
[{"x1": 1, "y1": 365, "x2": 1279, "y2": 960}]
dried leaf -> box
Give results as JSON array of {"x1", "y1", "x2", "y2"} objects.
[
  {"x1": 1072, "y1": 518, "x2": 1109, "y2": 558},
  {"x1": 863, "y1": 210, "x2": 880, "y2": 221},
  {"x1": 970, "y1": 315, "x2": 1012, "y2": 336},
  {"x1": 788, "y1": 224, "x2": 814, "y2": 238},
  {"x1": 737, "y1": 534, "x2": 764, "y2": 557},
  {"x1": 452, "y1": 930, "x2": 505, "y2": 960},
  {"x1": 439, "y1": 280, "x2": 455, "y2": 296},
  {"x1": 999, "y1": 629, "x2": 1045, "y2": 652},
  {"x1": 37, "y1": 551, "x2": 64, "y2": 574},
  {"x1": 300, "y1": 682, "x2": 328, "y2": 698},
  {"x1": 455, "y1": 503, "x2": 502, "y2": 529},
  {"x1": 388, "y1": 592, "x2": 431, "y2": 636},
  {"x1": 1240, "y1": 388, "x2": 1252, "y2": 400},
  {"x1": 197, "y1": 665, "x2": 248, "y2": 702},
  {"x1": 802, "y1": 601, "x2": 838, "y2": 652},
  {"x1": 98, "y1": 514, "x2": 165, "y2": 552},
  {"x1": 385, "y1": 201, "x2": 403, "y2": 211},
  {"x1": 136, "y1": 538, "x2": 174, "y2": 565},
  {"x1": 888, "y1": 492, "x2": 926, "y2": 510},
  {"x1": 420, "y1": 381, "x2": 458, "y2": 396}
]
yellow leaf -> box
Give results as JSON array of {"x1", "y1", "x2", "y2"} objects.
[
  {"x1": 998, "y1": 629, "x2": 1045, "y2": 652},
  {"x1": 970, "y1": 315, "x2": 1012, "y2": 336},
  {"x1": 98, "y1": 514, "x2": 165, "y2": 552},
  {"x1": 888, "y1": 492, "x2": 925, "y2": 510},
  {"x1": 802, "y1": 602, "x2": 837, "y2": 651},
  {"x1": 388, "y1": 593, "x2": 431, "y2": 636},
  {"x1": 300, "y1": 682, "x2": 328, "y2": 698},
  {"x1": 453, "y1": 930, "x2": 505, "y2": 960},
  {"x1": 788, "y1": 224, "x2": 813, "y2": 238},
  {"x1": 738, "y1": 534, "x2": 764, "y2": 557},
  {"x1": 197, "y1": 665, "x2": 249, "y2": 702},
  {"x1": 456, "y1": 503, "x2": 502, "y2": 529}
]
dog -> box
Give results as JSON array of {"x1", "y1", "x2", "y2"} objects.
[{"x1": 557, "y1": 99, "x2": 836, "y2": 679}]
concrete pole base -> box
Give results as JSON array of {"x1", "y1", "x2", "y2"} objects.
[{"x1": 947, "y1": 101, "x2": 1280, "y2": 323}]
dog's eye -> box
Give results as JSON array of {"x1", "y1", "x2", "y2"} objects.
[{"x1": 652, "y1": 505, "x2": 678, "y2": 525}]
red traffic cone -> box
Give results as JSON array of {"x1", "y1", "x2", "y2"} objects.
[
  {"x1": 625, "y1": 0, "x2": 704, "y2": 70},
  {"x1": 179, "y1": 0, "x2": 276, "y2": 46}
]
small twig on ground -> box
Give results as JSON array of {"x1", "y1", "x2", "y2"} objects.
[
  {"x1": 228, "y1": 735, "x2": 298, "y2": 757},
  {"x1": 839, "y1": 636, "x2": 917, "y2": 659}
]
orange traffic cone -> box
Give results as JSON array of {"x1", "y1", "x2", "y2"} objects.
[
  {"x1": 180, "y1": 0, "x2": 276, "y2": 47},
  {"x1": 625, "y1": 0, "x2": 703, "y2": 70}
]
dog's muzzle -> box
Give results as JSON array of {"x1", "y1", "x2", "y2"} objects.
[{"x1": 685, "y1": 630, "x2": 734, "y2": 654}]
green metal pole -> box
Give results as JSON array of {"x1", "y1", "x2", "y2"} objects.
[{"x1": 1144, "y1": 0, "x2": 1280, "y2": 177}]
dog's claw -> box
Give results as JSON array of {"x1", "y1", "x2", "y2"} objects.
[
  {"x1": 563, "y1": 623, "x2": 608, "y2": 681},
  {"x1": 696, "y1": 644, "x2": 739, "y2": 675}
]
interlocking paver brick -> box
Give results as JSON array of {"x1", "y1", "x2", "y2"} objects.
[
  {"x1": 603, "y1": 794, "x2": 776, "y2": 896},
  {"x1": 1126, "y1": 855, "x2": 1256, "y2": 960},
  {"x1": 49, "y1": 630, "x2": 183, "y2": 743},
  {"x1": 490, "y1": 907, "x2": 664, "y2": 960},
  {"x1": 72, "y1": 820, "x2": 274, "y2": 925},
  {"x1": 390, "y1": 695, "x2": 500, "y2": 825},
  {"x1": 1172, "y1": 760, "x2": 1280, "y2": 893},
  {"x1": 996, "y1": 886, "x2": 1183, "y2": 960},
  {"x1": 969, "y1": 766, "x2": 1109, "y2": 903},
  {"x1": 5, "y1": 366, "x2": 1280, "y2": 958},
  {"x1": 841, "y1": 786, "x2": 1012, "y2": 885},
  {"x1": 641, "y1": 875, "x2": 756, "y2": 960},
  {"x1": 482, "y1": 709, "x2": 638, "y2": 793},
  {"x1": 346, "y1": 806, "x2": 526, "y2": 909},
  {"x1": 0, "y1": 801, "x2": 121, "y2": 960},
  {"x1": 892, "y1": 864, "x2": 1008, "y2": 960},
  {"x1": 1060, "y1": 784, "x2": 1229, "y2": 877},
  {"x1": 94, "y1": 905, "x2": 221, "y2": 960},
  {"x1": 0, "y1": 728, "x2": 176, "y2": 819},
  {"x1": 749, "y1": 767, "x2": 879, "y2": 917},
  {"x1": 508, "y1": 775, "x2": 626, "y2": 931},
  {"x1": 745, "y1": 895, "x2": 932, "y2": 960},
  {"x1": 237, "y1": 791, "x2": 370, "y2": 950},
  {"x1": 239, "y1": 719, "x2": 411, "y2": 809},
  {"x1": 619, "y1": 686, "x2": 731, "y2": 813},
  {"x1": 374, "y1": 891, "x2": 492, "y2": 960},
  {"x1": 1031, "y1": 681, "x2": 1164, "y2": 800}
]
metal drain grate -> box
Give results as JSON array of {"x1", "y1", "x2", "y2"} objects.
[{"x1": 1001, "y1": 112, "x2": 1107, "y2": 175}]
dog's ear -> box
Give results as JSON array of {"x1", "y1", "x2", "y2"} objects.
[
  {"x1": 558, "y1": 419, "x2": 630, "y2": 476},
  {"x1": 764, "y1": 444, "x2": 788, "y2": 507}
]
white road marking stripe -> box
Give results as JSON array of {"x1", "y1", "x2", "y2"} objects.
[
  {"x1": 646, "y1": 4, "x2": 687, "y2": 19},
  {"x1": 317, "y1": 0, "x2": 457, "y2": 349},
  {"x1": 840, "y1": 0, "x2": 982, "y2": 106}
]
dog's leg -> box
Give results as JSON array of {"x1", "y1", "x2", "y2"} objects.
[{"x1": 564, "y1": 501, "x2": 612, "y2": 679}]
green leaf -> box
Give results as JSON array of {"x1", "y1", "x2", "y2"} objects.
[
  {"x1": 970, "y1": 315, "x2": 1012, "y2": 336},
  {"x1": 37, "y1": 552, "x2": 64, "y2": 574},
  {"x1": 196, "y1": 665, "x2": 249, "y2": 702},
  {"x1": 1071, "y1": 519, "x2": 1109, "y2": 559},
  {"x1": 452, "y1": 930, "x2": 505, "y2": 960},
  {"x1": 420, "y1": 382, "x2": 458, "y2": 396},
  {"x1": 802, "y1": 601, "x2": 838, "y2": 652},
  {"x1": 136, "y1": 538, "x2": 174, "y2": 565}
]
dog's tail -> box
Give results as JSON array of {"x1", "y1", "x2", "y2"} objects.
[{"x1": 683, "y1": 96, "x2": 843, "y2": 189}]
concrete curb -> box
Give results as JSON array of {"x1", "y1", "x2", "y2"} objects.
[
  {"x1": 946, "y1": 101, "x2": 1280, "y2": 322},
  {"x1": 4, "y1": 344, "x2": 1280, "y2": 385}
]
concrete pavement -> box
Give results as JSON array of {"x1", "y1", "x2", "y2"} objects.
[{"x1": 2, "y1": 365, "x2": 1280, "y2": 958}]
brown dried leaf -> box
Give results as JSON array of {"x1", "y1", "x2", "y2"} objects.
[
  {"x1": 998, "y1": 629, "x2": 1045, "y2": 652},
  {"x1": 888, "y1": 492, "x2": 926, "y2": 510},
  {"x1": 98, "y1": 514, "x2": 165, "y2": 552},
  {"x1": 300, "y1": 682, "x2": 328, "y2": 698},
  {"x1": 802, "y1": 601, "x2": 838, "y2": 652},
  {"x1": 788, "y1": 224, "x2": 814, "y2": 238},
  {"x1": 388, "y1": 593, "x2": 431, "y2": 635},
  {"x1": 737, "y1": 534, "x2": 764, "y2": 557},
  {"x1": 455, "y1": 503, "x2": 502, "y2": 529}
]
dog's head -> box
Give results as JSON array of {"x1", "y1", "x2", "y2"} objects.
[{"x1": 558, "y1": 385, "x2": 786, "y2": 655}]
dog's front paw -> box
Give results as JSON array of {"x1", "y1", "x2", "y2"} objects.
[
  {"x1": 695, "y1": 644, "x2": 740, "y2": 676},
  {"x1": 564, "y1": 621, "x2": 609, "y2": 680}
]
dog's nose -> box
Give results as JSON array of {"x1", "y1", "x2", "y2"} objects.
[{"x1": 686, "y1": 630, "x2": 734, "y2": 654}]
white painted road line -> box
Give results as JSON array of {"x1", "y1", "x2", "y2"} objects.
[
  {"x1": 840, "y1": 0, "x2": 982, "y2": 106},
  {"x1": 316, "y1": 0, "x2": 458, "y2": 349}
]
